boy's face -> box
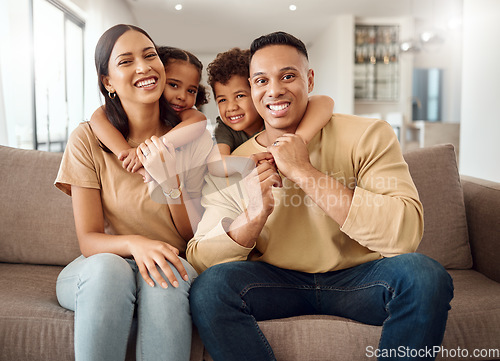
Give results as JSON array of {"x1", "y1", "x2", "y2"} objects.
[
  {"x1": 249, "y1": 44, "x2": 313, "y2": 133},
  {"x1": 214, "y1": 75, "x2": 263, "y2": 136}
]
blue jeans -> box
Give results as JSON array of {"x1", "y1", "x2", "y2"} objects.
[
  {"x1": 190, "y1": 253, "x2": 453, "y2": 361},
  {"x1": 56, "y1": 253, "x2": 198, "y2": 361}
]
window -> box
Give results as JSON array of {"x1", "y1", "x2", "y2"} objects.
[{"x1": 31, "y1": 0, "x2": 84, "y2": 151}]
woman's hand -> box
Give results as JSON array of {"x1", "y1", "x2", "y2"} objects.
[
  {"x1": 127, "y1": 235, "x2": 190, "y2": 288},
  {"x1": 71, "y1": 186, "x2": 190, "y2": 289},
  {"x1": 137, "y1": 136, "x2": 178, "y2": 191}
]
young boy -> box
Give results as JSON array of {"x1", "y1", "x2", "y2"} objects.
[{"x1": 207, "y1": 47, "x2": 334, "y2": 160}]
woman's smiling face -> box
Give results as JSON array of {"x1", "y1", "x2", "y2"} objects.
[{"x1": 102, "y1": 30, "x2": 166, "y2": 106}]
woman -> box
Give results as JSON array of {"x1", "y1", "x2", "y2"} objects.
[{"x1": 55, "y1": 24, "x2": 212, "y2": 361}]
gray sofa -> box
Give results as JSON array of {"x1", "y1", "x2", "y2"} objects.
[{"x1": 1, "y1": 143, "x2": 499, "y2": 361}]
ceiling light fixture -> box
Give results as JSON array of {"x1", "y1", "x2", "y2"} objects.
[
  {"x1": 175, "y1": 4, "x2": 182, "y2": 11},
  {"x1": 289, "y1": 4, "x2": 297, "y2": 11},
  {"x1": 399, "y1": 0, "x2": 447, "y2": 54}
]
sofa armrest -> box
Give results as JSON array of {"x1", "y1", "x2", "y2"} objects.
[{"x1": 461, "y1": 175, "x2": 500, "y2": 282}]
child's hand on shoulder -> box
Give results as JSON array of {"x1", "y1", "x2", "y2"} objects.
[{"x1": 118, "y1": 148, "x2": 143, "y2": 173}]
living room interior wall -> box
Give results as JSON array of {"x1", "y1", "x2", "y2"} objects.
[
  {"x1": 410, "y1": 0, "x2": 463, "y2": 124},
  {"x1": 308, "y1": 15, "x2": 355, "y2": 115},
  {"x1": 459, "y1": 0, "x2": 500, "y2": 182}
]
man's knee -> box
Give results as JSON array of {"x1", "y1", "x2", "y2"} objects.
[
  {"x1": 394, "y1": 253, "x2": 454, "y2": 305},
  {"x1": 190, "y1": 262, "x2": 252, "y2": 313}
]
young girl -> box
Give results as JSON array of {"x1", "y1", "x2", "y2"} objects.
[
  {"x1": 90, "y1": 46, "x2": 209, "y2": 178},
  {"x1": 206, "y1": 48, "x2": 334, "y2": 177}
]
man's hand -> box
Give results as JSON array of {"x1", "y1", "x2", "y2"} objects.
[
  {"x1": 244, "y1": 155, "x2": 281, "y2": 221},
  {"x1": 267, "y1": 134, "x2": 314, "y2": 184},
  {"x1": 225, "y1": 153, "x2": 281, "y2": 248},
  {"x1": 268, "y1": 134, "x2": 353, "y2": 226}
]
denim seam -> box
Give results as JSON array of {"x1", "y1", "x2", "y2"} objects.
[
  {"x1": 253, "y1": 316, "x2": 276, "y2": 360},
  {"x1": 133, "y1": 270, "x2": 144, "y2": 361},
  {"x1": 378, "y1": 283, "x2": 397, "y2": 350},
  {"x1": 74, "y1": 275, "x2": 82, "y2": 356},
  {"x1": 239, "y1": 283, "x2": 316, "y2": 298},
  {"x1": 239, "y1": 298, "x2": 277, "y2": 361},
  {"x1": 239, "y1": 280, "x2": 395, "y2": 297},
  {"x1": 314, "y1": 274, "x2": 322, "y2": 313},
  {"x1": 321, "y1": 281, "x2": 395, "y2": 293}
]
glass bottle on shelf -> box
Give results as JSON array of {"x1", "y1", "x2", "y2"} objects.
[{"x1": 354, "y1": 24, "x2": 399, "y2": 101}]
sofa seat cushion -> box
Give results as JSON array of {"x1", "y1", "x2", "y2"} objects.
[
  {"x1": 203, "y1": 269, "x2": 500, "y2": 361},
  {"x1": 0, "y1": 264, "x2": 73, "y2": 361},
  {"x1": 443, "y1": 270, "x2": 500, "y2": 360},
  {"x1": 0, "y1": 263, "x2": 205, "y2": 361}
]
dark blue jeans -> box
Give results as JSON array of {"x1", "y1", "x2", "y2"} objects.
[{"x1": 190, "y1": 253, "x2": 453, "y2": 361}]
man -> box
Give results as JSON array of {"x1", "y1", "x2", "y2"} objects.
[{"x1": 187, "y1": 32, "x2": 453, "y2": 361}]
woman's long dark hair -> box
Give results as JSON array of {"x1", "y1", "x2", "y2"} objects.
[{"x1": 94, "y1": 24, "x2": 180, "y2": 151}]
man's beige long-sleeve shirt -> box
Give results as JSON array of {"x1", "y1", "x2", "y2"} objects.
[{"x1": 187, "y1": 114, "x2": 423, "y2": 274}]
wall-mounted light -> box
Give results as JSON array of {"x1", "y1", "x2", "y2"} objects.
[
  {"x1": 400, "y1": 0, "x2": 451, "y2": 54},
  {"x1": 400, "y1": 39, "x2": 421, "y2": 53},
  {"x1": 420, "y1": 31, "x2": 443, "y2": 44},
  {"x1": 175, "y1": 4, "x2": 182, "y2": 11},
  {"x1": 289, "y1": 4, "x2": 297, "y2": 11}
]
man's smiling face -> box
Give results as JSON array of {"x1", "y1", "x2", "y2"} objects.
[{"x1": 249, "y1": 44, "x2": 314, "y2": 134}]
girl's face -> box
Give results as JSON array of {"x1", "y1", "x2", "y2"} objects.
[
  {"x1": 163, "y1": 60, "x2": 200, "y2": 113},
  {"x1": 102, "y1": 30, "x2": 165, "y2": 106},
  {"x1": 214, "y1": 75, "x2": 263, "y2": 136}
]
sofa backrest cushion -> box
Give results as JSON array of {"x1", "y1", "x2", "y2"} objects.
[
  {"x1": 403, "y1": 144, "x2": 472, "y2": 269},
  {"x1": 0, "y1": 145, "x2": 80, "y2": 266},
  {"x1": 0, "y1": 143, "x2": 472, "y2": 269}
]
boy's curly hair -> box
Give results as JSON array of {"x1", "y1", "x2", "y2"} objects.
[
  {"x1": 157, "y1": 46, "x2": 209, "y2": 109},
  {"x1": 207, "y1": 48, "x2": 250, "y2": 98}
]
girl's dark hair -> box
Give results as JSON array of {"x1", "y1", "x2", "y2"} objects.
[
  {"x1": 157, "y1": 46, "x2": 209, "y2": 109},
  {"x1": 207, "y1": 48, "x2": 250, "y2": 98},
  {"x1": 94, "y1": 24, "x2": 180, "y2": 151},
  {"x1": 250, "y1": 31, "x2": 308, "y2": 62}
]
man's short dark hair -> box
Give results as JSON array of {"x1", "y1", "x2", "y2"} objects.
[{"x1": 249, "y1": 31, "x2": 308, "y2": 61}]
